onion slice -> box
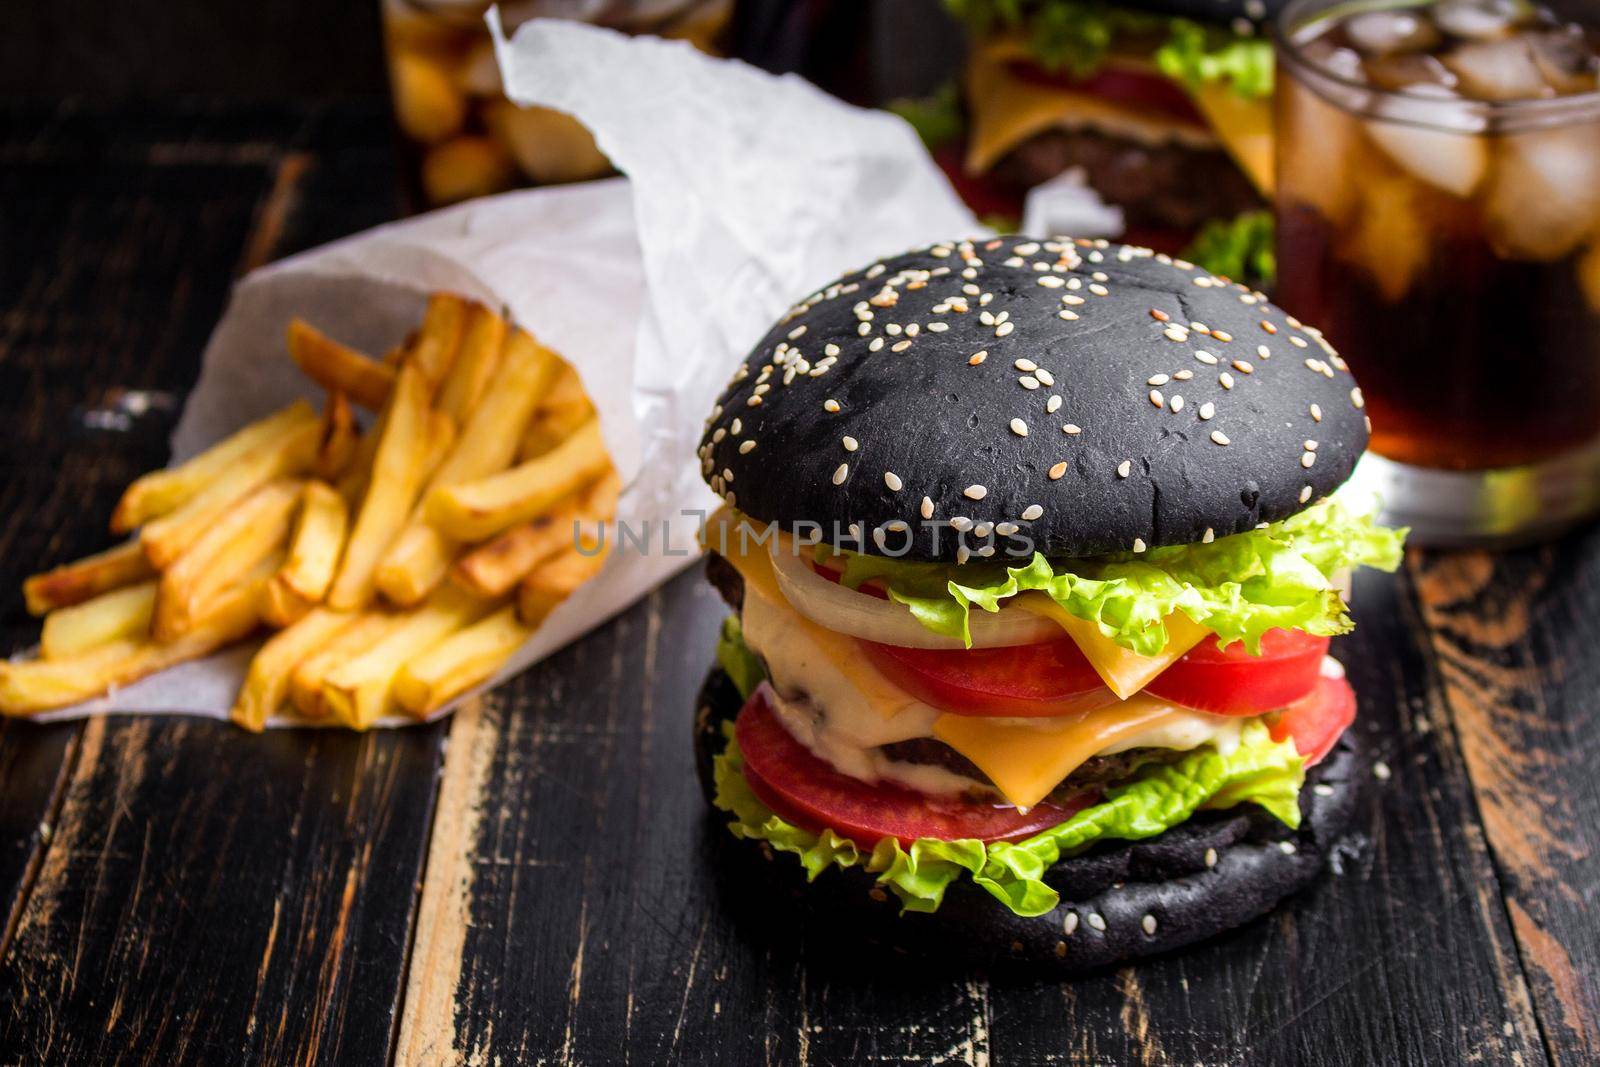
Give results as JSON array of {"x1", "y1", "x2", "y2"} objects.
[{"x1": 766, "y1": 538, "x2": 1059, "y2": 649}]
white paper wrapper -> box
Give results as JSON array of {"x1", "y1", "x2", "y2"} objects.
[{"x1": 29, "y1": 18, "x2": 977, "y2": 726}]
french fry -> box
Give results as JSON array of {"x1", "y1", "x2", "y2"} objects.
[
  {"x1": 410, "y1": 292, "x2": 467, "y2": 385},
  {"x1": 287, "y1": 319, "x2": 395, "y2": 410},
  {"x1": 518, "y1": 363, "x2": 596, "y2": 460},
  {"x1": 0, "y1": 578, "x2": 259, "y2": 717},
  {"x1": 259, "y1": 574, "x2": 313, "y2": 628},
  {"x1": 230, "y1": 608, "x2": 356, "y2": 732},
  {"x1": 425, "y1": 417, "x2": 610, "y2": 542},
  {"x1": 110, "y1": 401, "x2": 317, "y2": 532},
  {"x1": 288, "y1": 611, "x2": 402, "y2": 718},
  {"x1": 40, "y1": 581, "x2": 157, "y2": 660},
  {"x1": 23, "y1": 539, "x2": 154, "y2": 616},
  {"x1": 327, "y1": 363, "x2": 438, "y2": 611},
  {"x1": 517, "y1": 539, "x2": 611, "y2": 627},
  {"x1": 374, "y1": 329, "x2": 559, "y2": 606},
  {"x1": 451, "y1": 468, "x2": 619, "y2": 598},
  {"x1": 394, "y1": 605, "x2": 532, "y2": 716},
  {"x1": 321, "y1": 587, "x2": 487, "y2": 729},
  {"x1": 435, "y1": 303, "x2": 508, "y2": 424},
  {"x1": 336, "y1": 406, "x2": 387, "y2": 504},
  {"x1": 278, "y1": 482, "x2": 349, "y2": 602},
  {"x1": 315, "y1": 391, "x2": 360, "y2": 481},
  {"x1": 153, "y1": 479, "x2": 302, "y2": 641},
  {"x1": 140, "y1": 417, "x2": 321, "y2": 569}
]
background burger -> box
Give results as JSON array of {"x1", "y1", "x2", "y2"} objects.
[
  {"x1": 936, "y1": 0, "x2": 1281, "y2": 272},
  {"x1": 693, "y1": 236, "x2": 1403, "y2": 970}
]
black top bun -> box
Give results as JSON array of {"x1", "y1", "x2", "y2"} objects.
[
  {"x1": 697, "y1": 237, "x2": 1368, "y2": 563},
  {"x1": 695, "y1": 668, "x2": 1364, "y2": 975}
]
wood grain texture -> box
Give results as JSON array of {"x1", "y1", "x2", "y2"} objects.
[{"x1": 1411, "y1": 540, "x2": 1600, "y2": 1064}]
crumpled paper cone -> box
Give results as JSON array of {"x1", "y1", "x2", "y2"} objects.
[{"x1": 30, "y1": 17, "x2": 977, "y2": 726}]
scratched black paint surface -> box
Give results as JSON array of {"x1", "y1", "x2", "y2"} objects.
[{"x1": 0, "y1": 101, "x2": 1593, "y2": 1066}]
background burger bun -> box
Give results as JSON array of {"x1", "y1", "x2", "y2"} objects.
[
  {"x1": 698, "y1": 238, "x2": 1368, "y2": 563},
  {"x1": 694, "y1": 668, "x2": 1365, "y2": 975}
]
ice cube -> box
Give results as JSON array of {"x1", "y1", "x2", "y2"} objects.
[
  {"x1": 1433, "y1": 0, "x2": 1538, "y2": 42},
  {"x1": 1444, "y1": 37, "x2": 1556, "y2": 99},
  {"x1": 1302, "y1": 37, "x2": 1369, "y2": 83},
  {"x1": 1346, "y1": 10, "x2": 1441, "y2": 55},
  {"x1": 1277, "y1": 79, "x2": 1366, "y2": 227},
  {"x1": 1365, "y1": 115, "x2": 1487, "y2": 197},
  {"x1": 1363, "y1": 52, "x2": 1460, "y2": 93},
  {"x1": 1483, "y1": 123, "x2": 1600, "y2": 260},
  {"x1": 1338, "y1": 173, "x2": 1433, "y2": 303},
  {"x1": 1578, "y1": 239, "x2": 1600, "y2": 313},
  {"x1": 1529, "y1": 27, "x2": 1600, "y2": 96}
]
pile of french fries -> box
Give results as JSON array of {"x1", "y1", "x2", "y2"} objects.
[{"x1": 2, "y1": 294, "x2": 619, "y2": 730}]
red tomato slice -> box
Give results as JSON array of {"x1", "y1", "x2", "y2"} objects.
[
  {"x1": 1009, "y1": 61, "x2": 1209, "y2": 128},
  {"x1": 1145, "y1": 629, "x2": 1331, "y2": 716},
  {"x1": 734, "y1": 686, "x2": 1090, "y2": 846},
  {"x1": 1270, "y1": 674, "x2": 1356, "y2": 766},
  {"x1": 859, "y1": 638, "x2": 1118, "y2": 718},
  {"x1": 810, "y1": 560, "x2": 889, "y2": 599}
]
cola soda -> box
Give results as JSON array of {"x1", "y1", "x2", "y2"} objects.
[{"x1": 1274, "y1": 0, "x2": 1600, "y2": 472}]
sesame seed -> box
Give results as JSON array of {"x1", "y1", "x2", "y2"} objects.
[
  {"x1": 857, "y1": 322, "x2": 871, "y2": 336},
  {"x1": 1021, "y1": 504, "x2": 1043, "y2": 521},
  {"x1": 885, "y1": 471, "x2": 903, "y2": 491},
  {"x1": 996, "y1": 522, "x2": 1019, "y2": 536},
  {"x1": 824, "y1": 399, "x2": 841, "y2": 413},
  {"x1": 832, "y1": 463, "x2": 849, "y2": 484},
  {"x1": 950, "y1": 516, "x2": 973, "y2": 531},
  {"x1": 739, "y1": 440, "x2": 756, "y2": 454},
  {"x1": 1064, "y1": 912, "x2": 1079, "y2": 935},
  {"x1": 1147, "y1": 374, "x2": 1170, "y2": 386},
  {"x1": 1351, "y1": 387, "x2": 1365, "y2": 409},
  {"x1": 977, "y1": 545, "x2": 996, "y2": 557},
  {"x1": 1211, "y1": 430, "x2": 1231, "y2": 446},
  {"x1": 1191, "y1": 322, "x2": 1210, "y2": 334},
  {"x1": 1173, "y1": 369, "x2": 1193, "y2": 380},
  {"x1": 1199, "y1": 402, "x2": 1215, "y2": 420},
  {"x1": 1089, "y1": 283, "x2": 1109, "y2": 297},
  {"x1": 1310, "y1": 403, "x2": 1322, "y2": 421},
  {"x1": 1149, "y1": 390, "x2": 1164, "y2": 408},
  {"x1": 1170, "y1": 395, "x2": 1185, "y2": 413},
  {"x1": 1117, "y1": 460, "x2": 1132, "y2": 478},
  {"x1": 1019, "y1": 376, "x2": 1040, "y2": 390},
  {"x1": 891, "y1": 340, "x2": 912, "y2": 352},
  {"x1": 722, "y1": 468, "x2": 734, "y2": 482},
  {"x1": 1010, "y1": 418, "x2": 1029, "y2": 437},
  {"x1": 869, "y1": 337, "x2": 884, "y2": 352},
  {"x1": 979, "y1": 310, "x2": 994, "y2": 326},
  {"x1": 1203, "y1": 527, "x2": 1215, "y2": 543},
  {"x1": 921, "y1": 496, "x2": 934, "y2": 519},
  {"x1": 1037, "y1": 276, "x2": 1064, "y2": 289},
  {"x1": 1132, "y1": 537, "x2": 1147, "y2": 553},
  {"x1": 1278, "y1": 841, "x2": 1297, "y2": 855},
  {"x1": 1212, "y1": 330, "x2": 1233, "y2": 342},
  {"x1": 1374, "y1": 760, "x2": 1392, "y2": 780},
  {"x1": 1232, "y1": 359, "x2": 1254, "y2": 374},
  {"x1": 964, "y1": 484, "x2": 988, "y2": 500},
  {"x1": 1204, "y1": 847, "x2": 1218, "y2": 867},
  {"x1": 1062, "y1": 294, "x2": 1085, "y2": 305},
  {"x1": 1314, "y1": 783, "x2": 1335, "y2": 797},
  {"x1": 1062, "y1": 423, "x2": 1081, "y2": 435},
  {"x1": 1290, "y1": 335, "x2": 1309, "y2": 348},
  {"x1": 1058, "y1": 310, "x2": 1079, "y2": 320},
  {"x1": 1195, "y1": 350, "x2": 1218, "y2": 365},
  {"x1": 1305, "y1": 439, "x2": 1319, "y2": 451},
  {"x1": 956, "y1": 546, "x2": 971, "y2": 564},
  {"x1": 1257, "y1": 345, "x2": 1271, "y2": 359},
  {"x1": 1087, "y1": 913, "x2": 1106, "y2": 932},
  {"x1": 746, "y1": 395, "x2": 762, "y2": 407},
  {"x1": 1015, "y1": 358, "x2": 1037, "y2": 372},
  {"x1": 1150, "y1": 308, "x2": 1170, "y2": 322},
  {"x1": 905, "y1": 323, "x2": 920, "y2": 337},
  {"x1": 1300, "y1": 485, "x2": 1313, "y2": 503},
  {"x1": 788, "y1": 325, "x2": 806, "y2": 340},
  {"x1": 730, "y1": 418, "x2": 742, "y2": 434},
  {"x1": 1036, "y1": 370, "x2": 1055, "y2": 387},
  {"x1": 969, "y1": 350, "x2": 988, "y2": 366},
  {"x1": 1141, "y1": 914, "x2": 1157, "y2": 935},
  {"x1": 927, "y1": 322, "x2": 948, "y2": 332},
  {"x1": 712, "y1": 428, "x2": 726, "y2": 443},
  {"x1": 824, "y1": 344, "x2": 840, "y2": 357},
  {"x1": 1046, "y1": 395, "x2": 1062, "y2": 414},
  {"x1": 995, "y1": 321, "x2": 1014, "y2": 337},
  {"x1": 1163, "y1": 327, "x2": 1188, "y2": 342},
  {"x1": 1301, "y1": 452, "x2": 1316, "y2": 468},
  {"x1": 1262, "y1": 321, "x2": 1278, "y2": 334},
  {"x1": 1220, "y1": 372, "x2": 1235, "y2": 389},
  {"x1": 842, "y1": 436, "x2": 858, "y2": 451},
  {"x1": 1048, "y1": 461, "x2": 1068, "y2": 480}
]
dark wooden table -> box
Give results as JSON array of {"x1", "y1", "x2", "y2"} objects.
[{"x1": 1, "y1": 100, "x2": 1595, "y2": 1067}]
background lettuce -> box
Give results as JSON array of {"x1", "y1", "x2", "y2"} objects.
[
  {"x1": 715, "y1": 719, "x2": 1304, "y2": 918},
  {"x1": 833, "y1": 496, "x2": 1405, "y2": 655}
]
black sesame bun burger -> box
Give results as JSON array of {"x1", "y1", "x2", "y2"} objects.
[
  {"x1": 694, "y1": 236, "x2": 1404, "y2": 972},
  {"x1": 945, "y1": 0, "x2": 1280, "y2": 248}
]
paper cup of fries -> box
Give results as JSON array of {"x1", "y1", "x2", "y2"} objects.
[{"x1": 2, "y1": 20, "x2": 975, "y2": 729}]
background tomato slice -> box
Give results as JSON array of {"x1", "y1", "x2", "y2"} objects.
[
  {"x1": 1271, "y1": 674, "x2": 1356, "y2": 766},
  {"x1": 734, "y1": 687, "x2": 1089, "y2": 845},
  {"x1": 1145, "y1": 629, "x2": 1331, "y2": 715},
  {"x1": 859, "y1": 638, "x2": 1118, "y2": 718}
]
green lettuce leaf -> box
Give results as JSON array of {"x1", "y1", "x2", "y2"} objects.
[
  {"x1": 1183, "y1": 209, "x2": 1277, "y2": 289},
  {"x1": 716, "y1": 616, "x2": 767, "y2": 701},
  {"x1": 945, "y1": 0, "x2": 1274, "y2": 98},
  {"x1": 714, "y1": 719, "x2": 1304, "y2": 917},
  {"x1": 831, "y1": 494, "x2": 1406, "y2": 656}
]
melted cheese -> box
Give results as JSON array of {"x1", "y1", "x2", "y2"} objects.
[{"x1": 1015, "y1": 592, "x2": 1209, "y2": 700}]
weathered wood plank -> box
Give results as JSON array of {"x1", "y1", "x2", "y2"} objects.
[{"x1": 1411, "y1": 540, "x2": 1600, "y2": 1064}]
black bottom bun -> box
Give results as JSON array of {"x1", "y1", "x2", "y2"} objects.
[{"x1": 695, "y1": 667, "x2": 1365, "y2": 976}]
